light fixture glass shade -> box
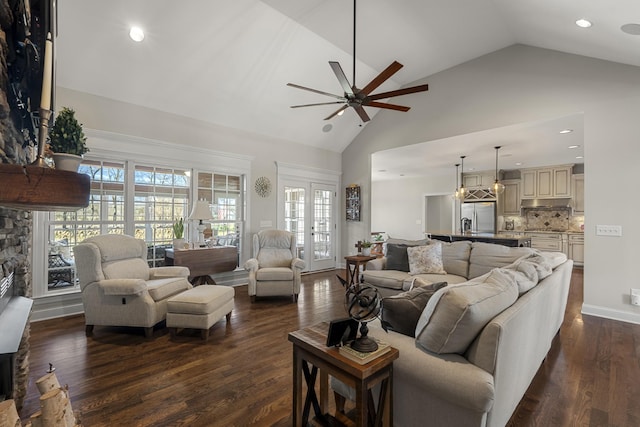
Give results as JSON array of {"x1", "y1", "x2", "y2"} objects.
[{"x1": 492, "y1": 180, "x2": 505, "y2": 194}]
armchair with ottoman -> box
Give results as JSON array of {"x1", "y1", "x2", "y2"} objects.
[{"x1": 73, "y1": 234, "x2": 193, "y2": 338}]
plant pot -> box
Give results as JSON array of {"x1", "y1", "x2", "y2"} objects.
[
  {"x1": 52, "y1": 153, "x2": 83, "y2": 172},
  {"x1": 173, "y1": 238, "x2": 186, "y2": 250},
  {"x1": 362, "y1": 248, "x2": 371, "y2": 256}
]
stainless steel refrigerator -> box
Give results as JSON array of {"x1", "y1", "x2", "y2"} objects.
[{"x1": 460, "y1": 201, "x2": 496, "y2": 234}]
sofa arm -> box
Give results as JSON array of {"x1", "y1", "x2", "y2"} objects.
[
  {"x1": 97, "y1": 279, "x2": 147, "y2": 296},
  {"x1": 366, "y1": 257, "x2": 386, "y2": 270},
  {"x1": 291, "y1": 258, "x2": 305, "y2": 271},
  {"x1": 243, "y1": 258, "x2": 259, "y2": 272},
  {"x1": 150, "y1": 266, "x2": 190, "y2": 278}
]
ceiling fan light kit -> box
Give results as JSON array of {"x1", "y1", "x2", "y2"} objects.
[{"x1": 287, "y1": 0, "x2": 428, "y2": 122}]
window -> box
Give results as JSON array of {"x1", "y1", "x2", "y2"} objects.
[
  {"x1": 47, "y1": 160, "x2": 125, "y2": 290},
  {"x1": 134, "y1": 165, "x2": 190, "y2": 266}
]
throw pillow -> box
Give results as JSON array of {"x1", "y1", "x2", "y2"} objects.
[
  {"x1": 385, "y1": 243, "x2": 411, "y2": 272},
  {"x1": 407, "y1": 243, "x2": 446, "y2": 275},
  {"x1": 415, "y1": 269, "x2": 518, "y2": 354},
  {"x1": 381, "y1": 282, "x2": 447, "y2": 337}
]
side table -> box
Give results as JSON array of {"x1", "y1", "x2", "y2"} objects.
[
  {"x1": 344, "y1": 255, "x2": 377, "y2": 286},
  {"x1": 288, "y1": 322, "x2": 398, "y2": 427}
]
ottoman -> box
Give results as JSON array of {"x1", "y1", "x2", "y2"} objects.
[{"x1": 167, "y1": 285, "x2": 235, "y2": 341}]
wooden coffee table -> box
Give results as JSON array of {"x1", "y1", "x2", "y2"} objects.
[{"x1": 288, "y1": 322, "x2": 399, "y2": 427}]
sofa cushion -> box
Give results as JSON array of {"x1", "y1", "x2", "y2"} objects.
[
  {"x1": 385, "y1": 244, "x2": 411, "y2": 272},
  {"x1": 85, "y1": 234, "x2": 145, "y2": 262},
  {"x1": 384, "y1": 237, "x2": 430, "y2": 255},
  {"x1": 407, "y1": 243, "x2": 446, "y2": 275},
  {"x1": 441, "y1": 241, "x2": 472, "y2": 278},
  {"x1": 415, "y1": 269, "x2": 518, "y2": 354},
  {"x1": 256, "y1": 267, "x2": 294, "y2": 281},
  {"x1": 362, "y1": 270, "x2": 409, "y2": 290},
  {"x1": 382, "y1": 282, "x2": 447, "y2": 337},
  {"x1": 468, "y1": 242, "x2": 534, "y2": 279}
]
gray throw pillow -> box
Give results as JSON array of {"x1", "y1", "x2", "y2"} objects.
[
  {"x1": 382, "y1": 281, "x2": 448, "y2": 337},
  {"x1": 385, "y1": 243, "x2": 410, "y2": 272}
]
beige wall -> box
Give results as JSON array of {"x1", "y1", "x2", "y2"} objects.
[{"x1": 342, "y1": 44, "x2": 640, "y2": 324}]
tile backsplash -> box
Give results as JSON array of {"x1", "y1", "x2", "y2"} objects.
[{"x1": 502, "y1": 209, "x2": 584, "y2": 232}]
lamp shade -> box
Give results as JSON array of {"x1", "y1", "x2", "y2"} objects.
[{"x1": 188, "y1": 199, "x2": 213, "y2": 221}]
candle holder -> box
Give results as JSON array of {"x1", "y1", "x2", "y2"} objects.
[{"x1": 31, "y1": 108, "x2": 52, "y2": 167}]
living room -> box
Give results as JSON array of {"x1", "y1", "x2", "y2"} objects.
[{"x1": 1, "y1": 1, "x2": 639, "y2": 426}]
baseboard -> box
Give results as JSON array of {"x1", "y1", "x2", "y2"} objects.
[
  {"x1": 32, "y1": 292, "x2": 84, "y2": 322},
  {"x1": 581, "y1": 303, "x2": 640, "y2": 325}
]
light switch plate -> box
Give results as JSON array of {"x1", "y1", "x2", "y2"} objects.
[{"x1": 595, "y1": 225, "x2": 622, "y2": 237}]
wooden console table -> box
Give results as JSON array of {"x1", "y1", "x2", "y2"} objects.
[
  {"x1": 289, "y1": 322, "x2": 398, "y2": 427},
  {"x1": 165, "y1": 246, "x2": 237, "y2": 286}
]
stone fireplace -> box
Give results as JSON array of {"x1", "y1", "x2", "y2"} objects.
[{"x1": 0, "y1": 0, "x2": 36, "y2": 409}]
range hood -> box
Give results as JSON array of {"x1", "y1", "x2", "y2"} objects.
[{"x1": 520, "y1": 198, "x2": 572, "y2": 209}]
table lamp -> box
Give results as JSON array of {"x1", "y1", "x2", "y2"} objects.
[{"x1": 188, "y1": 199, "x2": 213, "y2": 247}]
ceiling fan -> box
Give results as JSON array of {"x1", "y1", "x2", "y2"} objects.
[{"x1": 287, "y1": 0, "x2": 429, "y2": 123}]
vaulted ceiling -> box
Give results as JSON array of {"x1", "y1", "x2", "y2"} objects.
[{"x1": 56, "y1": 1, "x2": 640, "y2": 157}]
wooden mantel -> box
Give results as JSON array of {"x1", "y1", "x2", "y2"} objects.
[{"x1": 0, "y1": 164, "x2": 90, "y2": 211}]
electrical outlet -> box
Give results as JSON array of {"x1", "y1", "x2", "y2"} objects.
[
  {"x1": 631, "y1": 289, "x2": 640, "y2": 306},
  {"x1": 595, "y1": 225, "x2": 623, "y2": 237}
]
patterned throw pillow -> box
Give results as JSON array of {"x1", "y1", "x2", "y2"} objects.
[{"x1": 407, "y1": 243, "x2": 447, "y2": 275}]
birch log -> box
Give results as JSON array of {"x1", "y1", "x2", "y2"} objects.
[
  {"x1": 39, "y1": 388, "x2": 75, "y2": 427},
  {"x1": 28, "y1": 410, "x2": 42, "y2": 427},
  {"x1": 35, "y1": 373, "x2": 61, "y2": 396},
  {"x1": 0, "y1": 399, "x2": 21, "y2": 427}
]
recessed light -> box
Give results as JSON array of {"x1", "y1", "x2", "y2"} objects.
[
  {"x1": 575, "y1": 19, "x2": 592, "y2": 28},
  {"x1": 621, "y1": 23, "x2": 640, "y2": 36},
  {"x1": 568, "y1": 145, "x2": 580, "y2": 149},
  {"x1": 576, "y1": 156, "x2": 584, "y2": 159},
  {"x1": 322, "y1": 124, "x2": 333, "y2": 133},
  {"x1": 559, "y1": 129, "x2": 573, "y2": 134},
  {"x1": 129, "y1": 26, "x2": 145, "y2": 42},
  {"x1": 515, "y1": 162, "x2": 523, "y2": 166}
]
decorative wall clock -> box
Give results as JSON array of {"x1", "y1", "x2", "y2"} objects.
[{"x1": 254, "y1": 176, "x2": 272, "y2": 198}]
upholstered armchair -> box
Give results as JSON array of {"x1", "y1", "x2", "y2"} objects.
[
  {"x1": 243, "y1": 230, "x2": 305, "y2": 302},
  {"x1": 73, "y1": 234, "x2": 192, "y2": 338}
]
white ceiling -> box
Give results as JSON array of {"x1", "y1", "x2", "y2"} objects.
[{"x1": 56, "y1": 1, "x2": 640, "y2": 158}]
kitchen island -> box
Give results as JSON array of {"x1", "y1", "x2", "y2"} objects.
[{"x1": 428, "y1": 232, "x2": 531, "y2": 248}]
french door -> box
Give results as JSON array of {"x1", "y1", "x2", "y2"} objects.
[{"x1": 280, "y1": 180, "x2": 336, "y2": 272}]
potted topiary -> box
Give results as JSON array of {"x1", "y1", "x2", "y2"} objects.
[
  {"x1": 48, "y1": 107, "x2": 89, "y2": 172},
  {"x1": 361, "y1": 240, "x2": 372, "y2": 256},
  {"x1": 172, "y1": 218, "x2": 185, "y2": 250}
]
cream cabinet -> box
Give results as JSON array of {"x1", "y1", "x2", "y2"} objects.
[
  {"x1": 525, "y1": 232, "x2": 568, "y2": 255},
  {"x1": 568, "y1": 234, "x2": 584, "y2": 266},
  {"x1": 463, "y1": 172, "x2": 495, "y2": 189},
  {"x1": 520, "y1": 165, "x2": 573, "y2": 199},
  {"x1": 572, "y1": 174, "x2": 584, "y2": 214},
  {"x1": 499, "y1": 179, "x2": 521, "y2": 215}
]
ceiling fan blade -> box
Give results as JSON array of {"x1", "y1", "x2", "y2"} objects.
[
  {"x1": 367, "y1": 101, "x2": 410, "y2": 112},
  {"x1": 329, "y1": 61, "x2": 354, "y2": 96},
  {"x1": 290, "y1": 101, "x2": 346, "y2": 108},
  {"x1": 360, "y1": 61, "x2": 403, "y2": 96},
  {"x1": 353, "y1": 105, "x2": 371, "y2": 122},
  {"x1": 324, "y1": 105, "x2": 349, "y2": 120},
  {"x1": 368, "y1": 84, "x2": 429, "y2": 101},
  {"x1": 287, "y1": 83, "x2": 345, "y2": 100}
]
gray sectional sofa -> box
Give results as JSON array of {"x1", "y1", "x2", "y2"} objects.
[{"x1": 341, "y1": 239, "x2": 574, "y2": 427}]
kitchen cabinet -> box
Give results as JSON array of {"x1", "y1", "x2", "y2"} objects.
[
  {"x1": 520, "y1": 165, "x2": 573, "y2": 199},
  {"x1": 572, "y1": 174, "x2": 584, "y2": 214},
  {"x1": 568, "y1": 234, "x2": 584, "y2": 266},
  {"x1": 525, "y1": 232, "x2": 568, "y2": 255},
  {"x1": 499, "y1": 179, "x2": 521, "y2": 215},
  {"x1": 463, "y1": 172, "x2": 495, "y2": 189}
]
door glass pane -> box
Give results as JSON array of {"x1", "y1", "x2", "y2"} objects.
[
  {"x1": 284, "y1": 187, "x2": 305, "y2": 260},
  {"x1": 313, "y1": 189, "x2": 332, "y2": 261}
]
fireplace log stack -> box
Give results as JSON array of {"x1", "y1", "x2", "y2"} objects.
[{"x1": 0, "y1": 372, "x2": 79, "y2": 427}]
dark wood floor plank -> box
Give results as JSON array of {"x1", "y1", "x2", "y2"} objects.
[{"x1": 19, "y1": 268, "x2": 640, "y2": 426}]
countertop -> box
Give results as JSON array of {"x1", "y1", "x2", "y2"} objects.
[
  {"x1": 429, "y1": 232, "x2": 531, "y2": 240},
  {"x1": 498, "y1": 230, "x2": 584, "y2": 234}
]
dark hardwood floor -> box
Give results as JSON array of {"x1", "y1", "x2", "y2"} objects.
[{"x1": 19, "y1": 268, "x2": 640, "y2": 426}]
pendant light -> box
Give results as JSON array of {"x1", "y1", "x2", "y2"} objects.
[
  {"x1": 453, "y1": 163, "x2": 460, "y2": 199},
  {"x1": 492, "y1": 146, "x2": 505, "y2": 195},
  {"x1": 456, "y1": 156, "x2": 466, "y2": 200}
]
